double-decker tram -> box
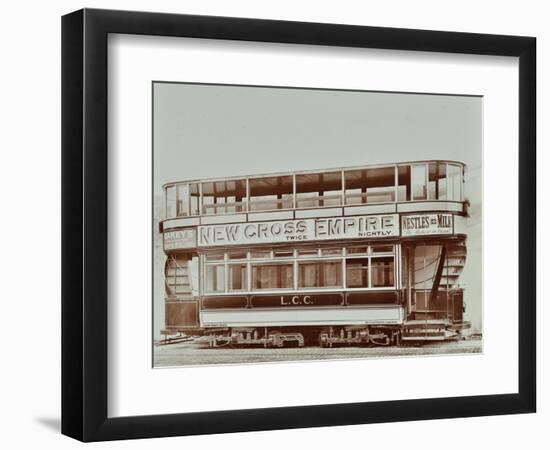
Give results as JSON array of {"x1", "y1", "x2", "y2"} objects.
[{"x1": 160, "y1": 161, "x2": 471, "y2": 347}]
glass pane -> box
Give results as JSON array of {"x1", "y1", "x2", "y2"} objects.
[
  {"x1": 166, "y1": 267, "x2": 186, "y2": 277},
  {"x1": 428, "y1": 163, "x2": 437, "y2": 200},
  {"x1": 252, "y1": 264, "x2": 293, "y2": 290},
  {"x1": 176, "y1": 184, "x2": 189, "y2": 217},
  {"x1": 438, "y1": 164, "x2": 447, "y2": 200},
  {"x1": 227, "y1": 251, "x2": 247, "y2": 260},
  {"x1": 371, "y1": 256, "x2": 394, "y2": 287},
  {"x1": 346, "y1": 258, "x2": 369, "y2": 288},
  {"x1": 347, "y1": 246, "x2": 368, "y2": 255},
  {"x1": 249, "y1": 175, "x2": 293, "y2": 211},
  {"x1": 250, "y1": 250, "x2": 271, "y2": 259},
  {"x1": 228, "y1": 264, "x2": 247, "y2": 291},
  {"x1": 412, "y1": 164, "x2": 427, "y2": 200},
  {"x1": 321, "y1": 248, "x2": 343, "y2": 256},
  {"x1": 189, "y1": 183, "x2": 200, "y2": 215},
  {"x1": 298, "y1": 248, "x2": 319, "y2": 258},
  {"x1": 165, "y1": 257, "x2": 190, "y2": 297},
  {"x1": 447, "y1": 164, "x2": 462, "y2": 201},
  {"x1": 205, "y1": 253, "x2": 224, "y2": 261},
  {"x1": 345, "y1": 167, "x2": 395, "y2": 204},
  {"x1": 202, "y1": 179, "x2": 247, "y2": 214},
  {"x1": 397, "y1": 166, "x2": 411, "y2": 201},
  {"x1": 371, "y1": 245, "x2": 394, "y2": 254},
  {"x1": 412, "y1": 245, "x2": 441, "y2": 291},
  {"x1": 166, "y1": 186, "x2": 176, "y2": 218},
  {"x1": 205, "y1": 264, "x2": 225, "y2": 293},
  {"x1": 429, "y1": 162, "x2": 448, "y2": 200},
  {"x1": 298, "y1": 261, "x2": 342, "y2": 288},
  {"x1": 296, "y1": 172, "x2": 342, "y2": 208}
]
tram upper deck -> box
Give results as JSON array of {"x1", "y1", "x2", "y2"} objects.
[{"x1": 161, "y1": 161, "x2": 466, "y2": 233}]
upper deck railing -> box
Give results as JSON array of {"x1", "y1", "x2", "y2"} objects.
[{"x1": 163, "y1": 160, "x2": 465, "y2": 219}]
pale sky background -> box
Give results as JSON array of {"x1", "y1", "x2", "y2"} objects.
[{"x1": 153, "y1": 82, "x2": 482, "y2": 335}]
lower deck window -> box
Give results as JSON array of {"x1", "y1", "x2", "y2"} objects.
[
  {"x1": 371, "y1": 256, "x2": 394, "y2": 287},
  {"x1": 346, "y1": 258, "x2": 369, "y2": 288},
  {"x1": 228, "y1": 263, "x2": 247, "y2": 291},
  {"x1": 252, "y1": 264, "x2": 293, "y2": 290},
  {"x1": 298, "y1": 261, "x2": 342, "y2": 289},
  {"x1": 202, "y1": 245, "x2": 396, "y2": 293},
  {"x1": 205, "y1": 264, "x2": 225, "y2": 293}
]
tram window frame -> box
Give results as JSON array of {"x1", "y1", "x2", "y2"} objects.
[
  {"x1": 298, "y1": 259, "x2": 343, "y2": 290},
  {"x1": 447, "y1": 163, "x2": 463, "y2": 201},
  {"x1": 397, "y1": 165, "x2": 411, "y2": 202},
  {"x1": 166, "y1": 162, "x2": 466, "y2": 220},
  {"x1": 344, "y1": 166, "x2": 396, "y2": 205},
  {"x1": 201, "y1": 245, "x2": 396, "y2": 295},
  {"x1": 251, "y1": 262, "x2": 294, "y2": 291},
  {"x1": 371, "y1": 256, "x2": 395, "y2": 287},
  {"x1": 345, "y1": 257, "x2": 370, "y2": 288},
  {"x1": 227, "y1": 263, "x2": 248, "y2": 292},
  {"x1": 201, "y1": 179, "x2": 247, "y2": 215},
  {"x1": 412, "y1": 164, "x2": 428, "y2": 201},
  {"x1": 176, "y1": 184, "x2": 189, "y2": 217},
  {"x1": 248, "y1": 175, "x2": 294, "y2": 212},
  {"x1": 295, "y1": 171, "x2": 342, "y2": 208},
  {"x1": 345, "y1": 245, "x2": 396, "y2": 289},
  {"x1": 165, "y1": 185, "x2": 176, "y2": 219},
  {"x1": 297, "y1": 248, "x2": 320, "y2": 258},
  {"x1": 204, "y1": 263, "x2": 225, "y2": 293},
  {"x1": 165, "y1": 256, "x2": 190, "y2": 298},
  {"x1": 189, "y1": 183, "x2": 200, "y2": 216}
]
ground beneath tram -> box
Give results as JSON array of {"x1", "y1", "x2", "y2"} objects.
[{"x1": 154, "y1": 336, "x2": 482, "y2": 367}]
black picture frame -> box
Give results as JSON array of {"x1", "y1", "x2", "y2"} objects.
[{"x1": 61, "y1": 8, "x2": 536, "y2": 442}]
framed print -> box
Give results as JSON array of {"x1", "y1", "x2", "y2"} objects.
[{"x1": 61, "y1": 8, "x2": 536, "y2": 442}]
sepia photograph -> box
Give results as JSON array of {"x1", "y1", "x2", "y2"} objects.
[{"x1": 152, "y1": 82, "x2": 482, "y2": 367}]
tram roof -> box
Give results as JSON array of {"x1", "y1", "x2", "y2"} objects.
[{"x1": 162, "y1": 159, "x2": 466, "y2": 188}]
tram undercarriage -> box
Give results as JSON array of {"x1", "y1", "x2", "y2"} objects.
[{"x1": 202, "y1": 321, "x2": 468, "y2": 349}]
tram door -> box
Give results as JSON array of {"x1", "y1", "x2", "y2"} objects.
[
  {"x1": 164, "y1": 254, "x2": 199, "y2": 329},
  {"x1": 402, "y1": 242, "x2": 466, "y2": 322}
]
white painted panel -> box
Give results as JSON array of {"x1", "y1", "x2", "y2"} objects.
[
  {"x1": 198, "y1": 214, "x2": 399, "y2": 247},
  {"x1": 344, "y1": 204, "x2": 396, "y2": 215},
  {"x1": 397, "y1": 201, "x2": 463, "y2": 213},
  {"x1": 162, "y1": 217, "x2": 200, "y2": 229},
  {"x1": 454, "y1": 215, "x2": 468, "y2": 235},
  {"x1": 295, "y1": 207, "x2": 343, "y2": 218},
  {"x1": 247, "y1": 210, "x2": 294, "y2": 221},
  {"x1": 200, "y1": 213, "x2": 247, "y2": 224},
  {"x1": 200, "y1": 306, "x2": 403, "y2": 326}
]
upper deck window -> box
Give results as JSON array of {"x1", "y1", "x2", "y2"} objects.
[
  {"x1": 407, "y1": 162, "x2": 462, "y2": 202},
  {"x1": 165, "y1": 186, "x2": 177, "y2": 218},
  {"x1": 189, "y1": 183, "x2": 200, "y2": 215},
  {"x1": 296, "y1": 171, "x2": 342, "y2": 208},
  {"x1": 202, "y1": 179, "x2": 247, "y2": 215},
  {"x1": 412, "y1": 164, "x2": 427, "y2": 200},
  {"x1": 165, "y1": 183, "x2": 200, "y2": 218},
  {"x1": 164, "y1": 162, "x2": 465, "y2": 219},
  {"x1": 447, "y1": 164, "x2": 462, "y2": 201},
  {"x1": 249, "y1": 175, "x2": 293, "y2": 211},
  {"x1": 397, "y1": 166, "x2": 411, "y2": 201},
  {"x1": 345, "y1": 167, "x2": 396, "y2": 204},
  {"x1": 176, "y1": 184, "x2": 189, "y2": 216}
]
